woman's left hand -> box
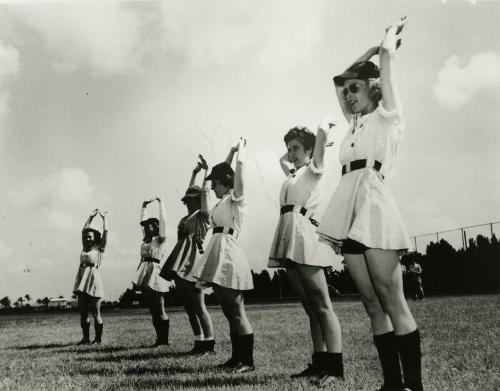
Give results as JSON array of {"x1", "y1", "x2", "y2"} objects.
[
  {"x1": 381, "y1": 16, "x2": 407, "y2": 55},
  {"x1": 99, "y1": 211, "x2": 108, "y2": 218},
  {"x1": 318, "y1": 116, "x2": 338, "y2": 141}
]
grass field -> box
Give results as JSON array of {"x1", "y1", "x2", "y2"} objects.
[{"x1": 0, "y1": 295, "x2": 499, "y2": 391}]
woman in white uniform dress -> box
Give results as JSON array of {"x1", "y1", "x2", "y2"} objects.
[
  {"x1": 160, "y1": 158, "x2": 215, "y2": 354},
  {"x1": 268, "y1": 126, "x2": 344, "y2": 387},
  {"x1": 132, "y1": 197, "x2": 171, "y2": 346},
  {"x1": 192, "y1": 139, "x2": 255, "y2": 373},
  {"x1": 73, "y1": 209, "x2": 107, "y2": 345},
  {"x1": 318, "y1": 18, "x2": 423, "y2": 391}
]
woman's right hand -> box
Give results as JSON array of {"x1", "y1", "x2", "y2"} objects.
[
  {"x1": 381, "y1": 16, "x2": 407, "y2": 55},
  {"x1": 198, "y1": 154, "x2": 208, "y2": 170},
  {"x1": 193, "y1": 162, "x2": 202, "y2": 174},
  {"x1": 90, "y1": 209, "x2": 99, "y2": 217},
  {"x1": 142, "y1": 198, "x2": 155, "y2": 207}
]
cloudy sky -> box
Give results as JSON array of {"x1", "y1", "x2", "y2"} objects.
[{"x1": 0, "y1": 0, "x2": 499, "y2": 302}]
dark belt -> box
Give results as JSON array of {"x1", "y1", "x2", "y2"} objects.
[
  {"x1": 342, "y1": 159, "x2": 382, "y2": 176},
  {"x1": 213, "y1": 226, "x2": 236, "y2": 236},
  {"x1": 80, "y1": 262, "x2": 96, "y2": 268},
  {"x1": 142, "y1": 257, "x2": 160, "y2": 264},
  {"x1": 280, "y1": 205, "x2": 319, "y2": 227}
]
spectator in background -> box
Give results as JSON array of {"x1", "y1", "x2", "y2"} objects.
[{"x1": 408, "y1": 259, "x2": 424, "y2": 301}]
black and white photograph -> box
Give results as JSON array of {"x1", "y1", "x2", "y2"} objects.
[{"x1": 0, "y1": 1, "x2": 499, "y2": 390}]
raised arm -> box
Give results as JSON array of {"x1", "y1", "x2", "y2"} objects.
[
  {"x1": 233, "y1": 139, "x2": 246, "y2": 199},
  {"x1": 189, "y1": 162, "x2": 203, "y2": 188},
  {"x1": 379, "y1": 16, "x2": 406, "y2": 112},
  {"x1": 312, "y1": 119, "x2": 336, "y2": 171},
  {"x1": 99, "y1": 211, "x2": 108, "y2": 251},
  {"x1": 224, "y1": 145, "x2": 237, "y2": 166},
  {"x1": 83, "y1": 209, "x2": 98, "y2": 232},
  {"x1": 335, "y1": 46, "x2": 379, "y2": 122},
  {"x1": 198, "y1": 154, "x2": 210, "y2": 213},
  {"x1": 157, "y1": 196, "x2": 166, "y2": 243},
  {"x1": 279, "y1": 153, "x2": 294, "y2": 176}
]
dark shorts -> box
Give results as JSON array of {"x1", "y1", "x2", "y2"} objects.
[{"x1": 342, "y1": 239, "x2": 369, "y2": 255}]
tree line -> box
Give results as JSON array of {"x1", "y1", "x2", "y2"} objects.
[
  {"x1": 2, "y1": 232, "x2": 497, "y2": 311},
  {"x1": 120, "y1": 232, "x2": 499, "y2": 306}
]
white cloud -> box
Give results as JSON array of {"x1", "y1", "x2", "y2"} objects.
[
  {"x1": 0, "y1": 40, "x2": 20, "y2": 80},
  {"x1": 0, "y1": 241, "x2": 14, "y2": 260},
  {"x1": 441, "y1": 0, "x2": 477, "y2": 4},
  {"x1": 433, "y1": 52, "x2": 500, "y2": 107},
  {"x1": 11, "y1": 2, "x2": 144, "y2": 75},
  {"x1": 8, "y1": 168, "x2": 100, "y2": 234},
  {"x1": 160, "y1": 0, "x2": 324, "y2": 68},
  {"x1": 0, "y1": 39, "x2": 20, "y2": 122}
]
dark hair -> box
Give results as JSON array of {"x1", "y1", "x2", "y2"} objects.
[
  {"x1": 144, "y1": 221, "x2": 159, "y2": 239},
  {"x1": 284, "y1": 127, "x2": 316, "y2": 156},
  {"x1": 213, "y1": 175, "x2": 234, "y2": 188},
  {"x1": 82, "y1": 228, "x2": 101, "y2": 246}
]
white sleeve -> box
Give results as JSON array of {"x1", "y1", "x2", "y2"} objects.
[
  {"x1": 230, "y1": 189, "x2": 245, "y2": 203},
  {"x1": 308, "y1": 160, "x2": 324, "y2": 175}
]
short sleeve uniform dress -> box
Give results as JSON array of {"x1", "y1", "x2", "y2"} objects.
[
  {"x1": 132, "y1": 207, "x2": 171, "y2": 293},
  {"x1": 160, "y1": 210, "x2": 210, "y2": 283},
  {"x1": 318, "y1": 105, "x2": 412, "y2": 251},
  {"x1": 268, "y1": 161, "x2": 342, "y2": 269},
  {"x1": 73, "y1": 248, "x2": 104, "y2": 298},
  {"x1": 192, "y1": 190, "x2": 253, "y2": 291}
]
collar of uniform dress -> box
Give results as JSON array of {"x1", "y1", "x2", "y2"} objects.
[{"x1": 290, "y1": 161, "x2": 311, "y2": 175}]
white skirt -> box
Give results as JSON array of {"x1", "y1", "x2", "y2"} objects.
[
  {"x1": 191, "y1": 232, "x2": 253, "y2": 291},
  {"x1": 319, "y1": 169, "x2": 412, "y2": 250},
  {"x1": 132, "y1": 260, "x2": 172, "y2": 293},
  {"x1": 73, "y1": 266, "x2": 104, "y2": 298},
  {"x1": 268, "y1": 211, "x2": 343, "y2": 270}
]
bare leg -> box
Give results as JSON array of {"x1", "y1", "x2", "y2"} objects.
[
  {"x1": 295, "y1": 264, "x2": 342, "y2": 353},
  {"x1": 77, "y1": 293, "x2": 90, "y2": 344},
  {"x1": 286, "y1": 268, "x2": 326, "y2": 352},
  {"x1": 213, "y1": 285, "x2": 252, "y2": 335},
  {"x1": 176, "y1": 278, "x2": 202, "y2": 337},
  {"x1": 364, "y1": 249, "x2": 416, "y2": 335},
  {"x1": 344, "y1": 254, "x2": 393, "y2": 334}
]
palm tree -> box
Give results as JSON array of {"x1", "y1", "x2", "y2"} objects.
[
  {"x1": 0, "y1": 296, "x2": 11, "y2": 308},
  {"x1": 24, "y1": 294, "x2": 32, "y2": 307},
  {"x1": 17, "y1": 297, "x2": 24, "y2": 308},
  {"x1": 42, "y1": 297, "x2": 50, "y2": 310}
]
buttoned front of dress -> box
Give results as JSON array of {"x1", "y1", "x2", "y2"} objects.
[
  {"x1": 73, "y1": 247, "x2": 104, "y2": 298},
  {"x1": 339, "y1": 105, "x2": 404, "y2": 178},
  {"x1": 319, "y1": 104, "x2": 412, "y2": 251},
  {"x1": 279, "y1": 162, "x2": 322, "y2": 212},
  {"x1": 192, "y1": 189, "x2": 253, "y2": 291}
]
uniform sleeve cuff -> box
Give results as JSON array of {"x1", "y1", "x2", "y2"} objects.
[
  {"x1": 230, "y1": 190, "x2": 245, "y2": 203},
  {"x1": 309, "y1": 161, "x2": 324, "y2": 175},
  {"x1": 378, "y1": 104, "x2": 402, "y2": 119}
]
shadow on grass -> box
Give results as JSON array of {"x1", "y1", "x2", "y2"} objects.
[
  {"x1": 91, "y1": 349, "x2": 205, "y2": 363},
  {"x1": 51, "y1": 345, "x2": 133, "y2": 354},
  {"x1": 93, "y1": 350, "x2": 172, "y2": 362},
  {"x1": 76, "y1": 364, "x2": 194, "y2": 376},
  {"x1": 14, "y1": 342, "x2": 75, "y2": 350},
  {"x1": 114, "y1": 373, "x2": 276, "y2": 389}
]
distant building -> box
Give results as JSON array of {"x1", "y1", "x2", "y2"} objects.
[{"x1": 48, "y1": 298, "x2": 71, "y2": 309}]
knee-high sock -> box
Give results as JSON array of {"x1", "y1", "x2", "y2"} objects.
[
  {"x1": 397, "y1": 329, "x2": 423, "y2": 391},
  {"x1": 237, "y1": 334, "x2": 254, "y2": 366},
  {"x1": 320, "y1": 352, "x2": 343, "y2": 379},
  {"x1": 94, "y1": 320, "x2": 103, "y2": 343},
  {"x1": 374, "y1": 332, "x2": 403, "y2": 389},
  {"x1": 80, "y1": 319, "x2": 90, "y2": 340}
]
